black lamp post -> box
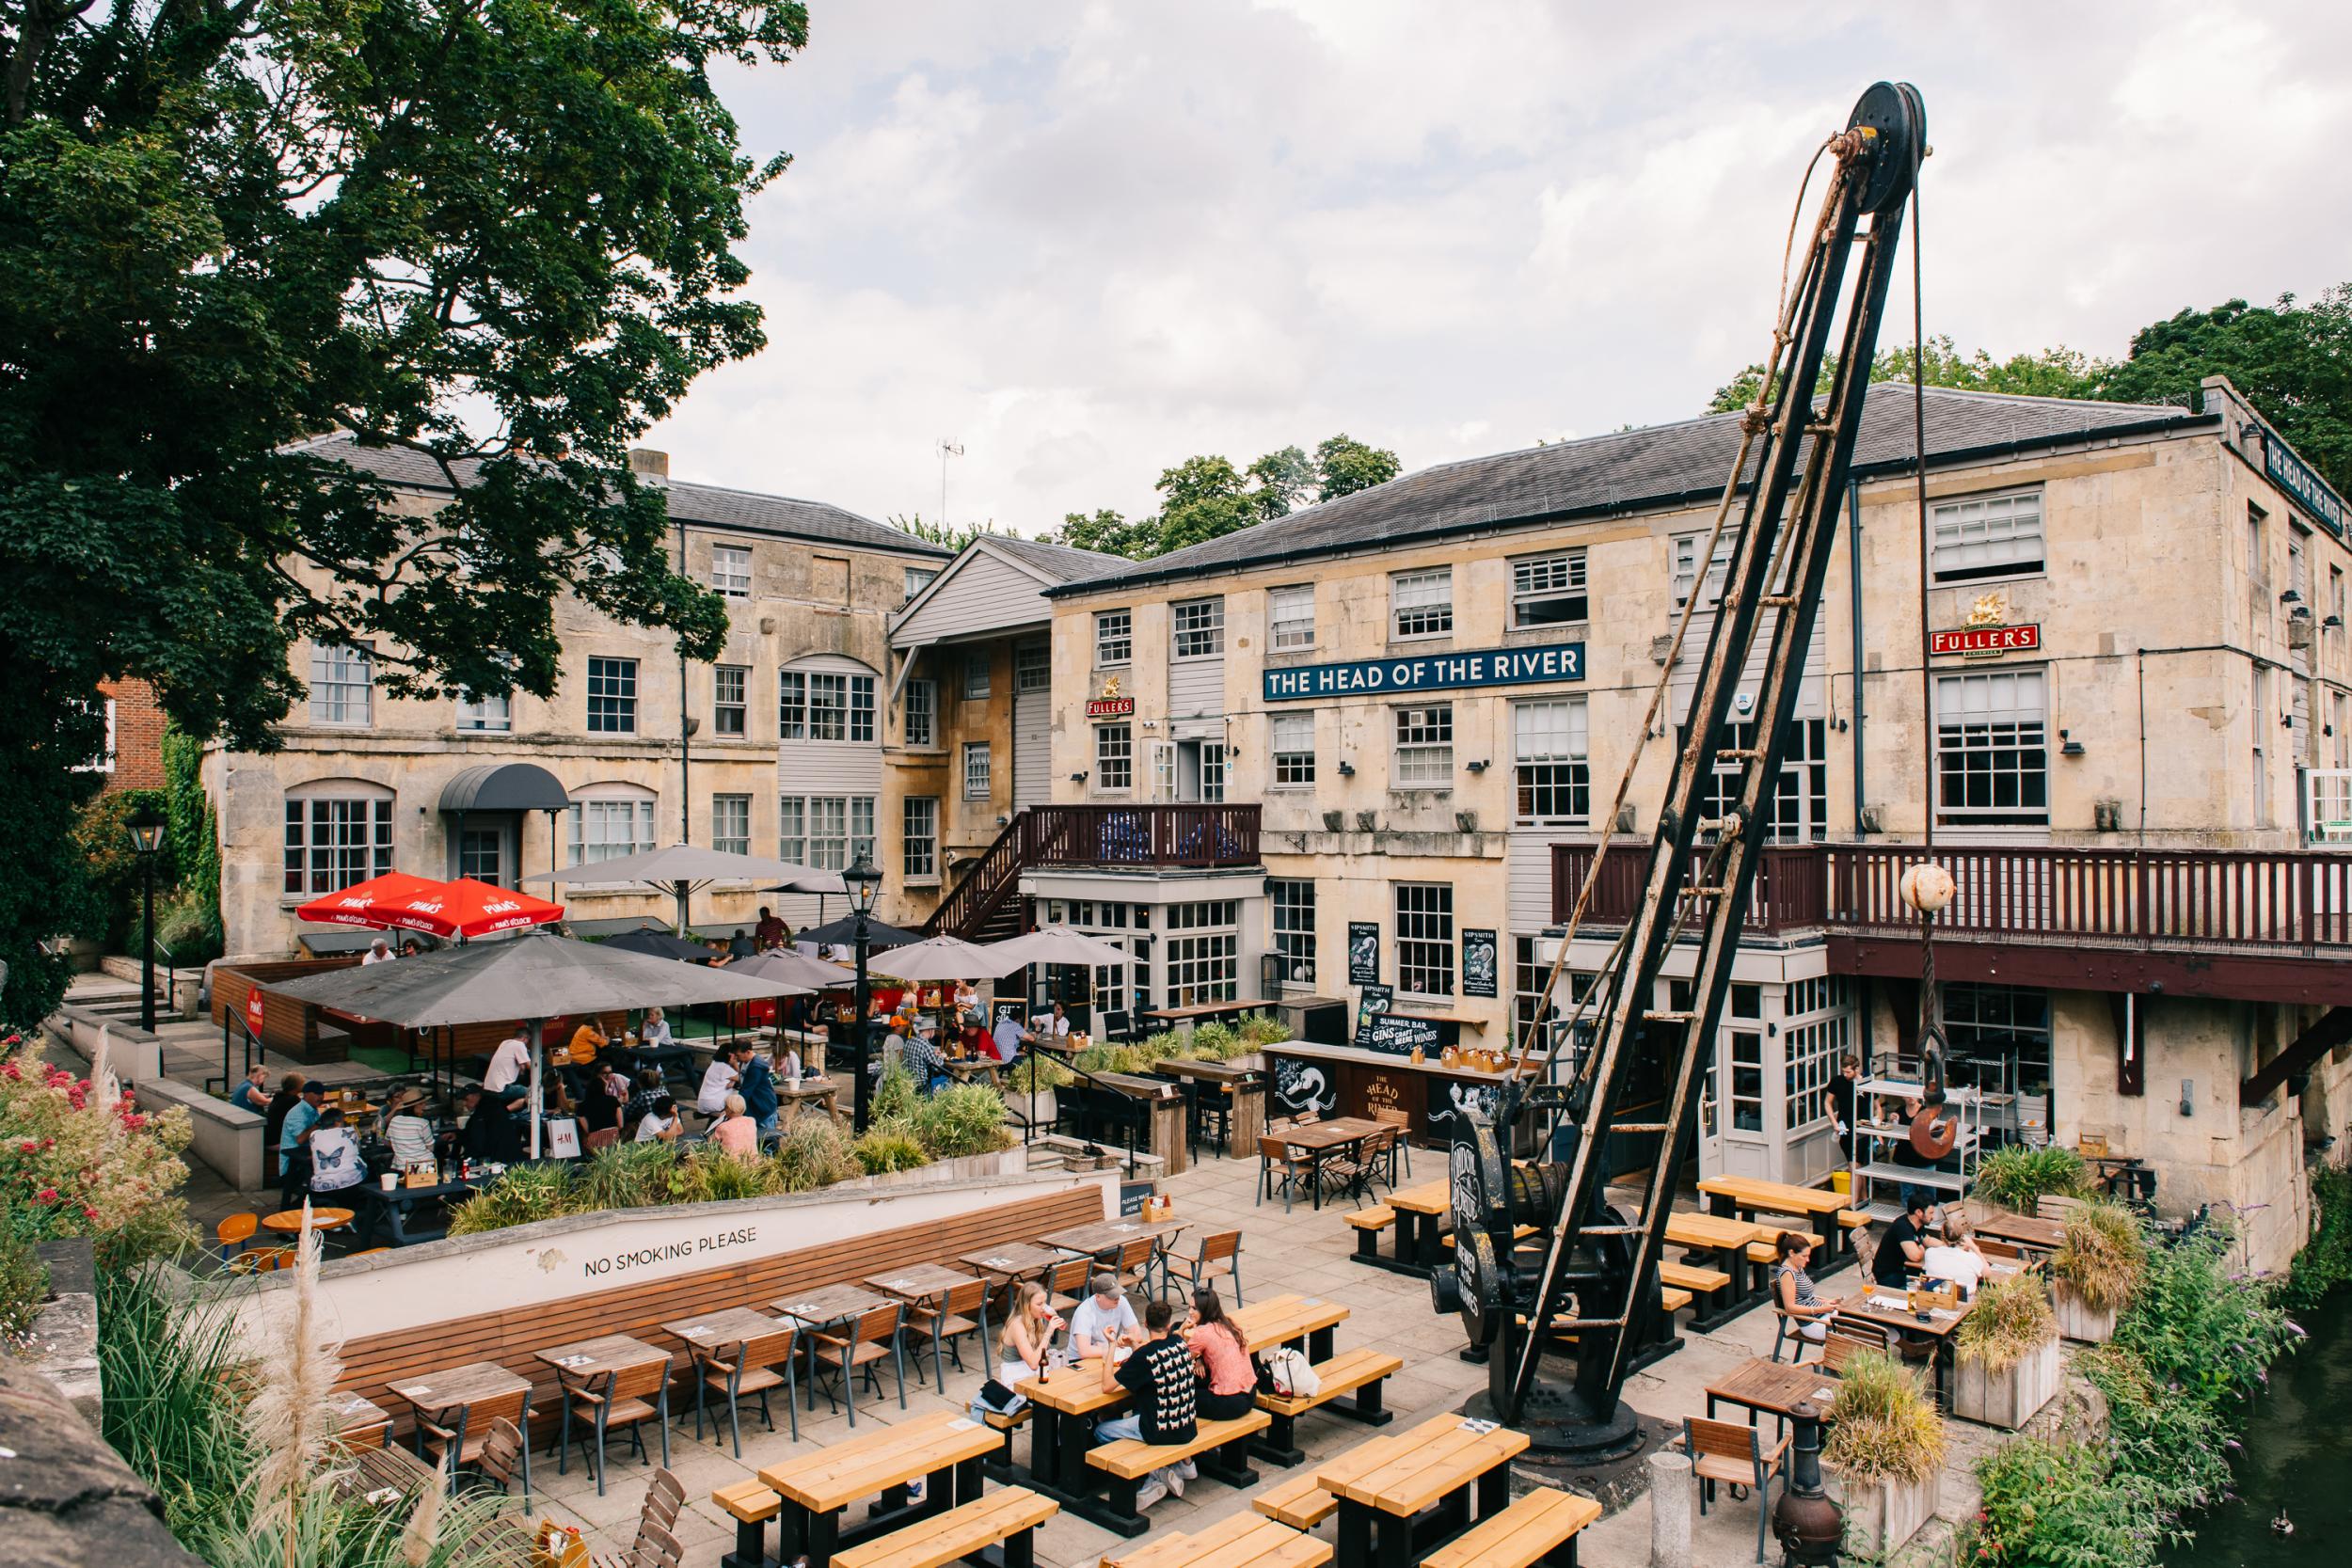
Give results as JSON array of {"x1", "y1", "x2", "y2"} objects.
[
  {"x1": 125, "y1": 803, "x2": 168, "y2": 1032},
  {"x1": 843, "y1": 850, "x2": 883, "y2": 1133}
]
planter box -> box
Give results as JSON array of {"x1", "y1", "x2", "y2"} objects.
[
  {"x1": 2053, "y1": 1282, "x2": 2117, "y2": 1343},
  {"x1": 1954, "y1": 1336, "x2": 2060, "y2": 1429},
  {"x1": 1830, "y1": 1468, "x2": 1940, "y2": 1558},
  {"x1": 1005, "y1": 1087, "x2": 1057, "y2": 1128}
]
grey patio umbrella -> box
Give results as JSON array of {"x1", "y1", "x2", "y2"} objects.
[
  {"x1": 599, "y1": 927, "x2": 713, "y2": 962},
  {"x1": 521, "y1": 843, "x2": 836, "y2": 936},
  {"x1": 868, "y1": 934, "x2": 1019, "y2": 982},
  {"x1": 263, "y1": 928, "x2": 784, "y2": 1159},
  {"x1": 724, "y1": 948, "x2": 856, "y2": 990},
  {"x1": 988, "y1": 925, "x2": 1135, "y2": 969},
  {"x1": 796, "y1": 913, "x2": 922, "y2": 952}
]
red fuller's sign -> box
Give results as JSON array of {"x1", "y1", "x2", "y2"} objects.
[
  {"x1": 1931, "y1": 622, "x2": 2040, "y2": 657},
  {"x1": 1087, "y1": 697, "x2": 1136, "y2": 718},
  {"x1": 245, "y1": 986, "x2": 265, "y2": 1039}
]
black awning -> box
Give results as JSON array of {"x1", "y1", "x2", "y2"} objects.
[{"x1": 438, "y1": 762, "x2": 571, "y2": 814}]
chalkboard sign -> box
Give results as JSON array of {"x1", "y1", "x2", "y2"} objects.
[
  {"x1": 993, "y1": 1001, "x2": 1025, "y2": 1029},
  {"x1": 1347, "y1": 923, "x2": 1380, "y2": 985},
  {"x1": 1354, "y1": 983, "x2": 1393, "y2": 1042},
  {"x1": 1271, "y1": 1053, "x2": 1340, "y2": 1117},
  {"x1": 1359, "y1": 1011, "x2": 1443, "y2": 1056},
  {"x1": 1462, "y1": 929, "x2": 1499, "y2": 999},
  {"x1": 1119, "y1": 1180, "x2": 1157, "y2": 1216}
]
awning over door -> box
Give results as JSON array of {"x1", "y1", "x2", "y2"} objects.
[{"x1": 438, "y1": 762, "x2": 572, "y2": 814}]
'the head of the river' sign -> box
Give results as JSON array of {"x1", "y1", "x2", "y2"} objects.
[{"x1": 1263, "y1": 642, "x2": 1584, "y2": 703}]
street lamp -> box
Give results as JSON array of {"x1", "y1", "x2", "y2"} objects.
[
  {"x1": 843, "y1": 850, "x2": 884, "y2": 1132},
  {"x1": 125, "y1": 803, "x2": 168, "y2": 1032}
]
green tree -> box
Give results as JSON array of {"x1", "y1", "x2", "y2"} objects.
[
  {"x1": 2101, "y1": 287, "x2": 2352, "y2": 496},
  {"x1": 1705, "y1": 337, "x2": 2107, "y2": 413},
  {"x1": 1045, "y1": 507, "x2": 1161, "y2": 561},
  {"x1": 1246, "y1": 445, "x2": 1316, "y2": 518},
  {"x1": 1053, "y1": 433, "x2": 1403, "y2": 561},
  {"x1": 1153, "y1": 454, "x2": 1263, "y2": 555},
  {"x1": 889, "y1": 513, "x2": 998, "y2": 552},
  {"x1": 0, "y1": 0, "x2": 809, "y2": 1024},
  {"x1": 1314, "y1": 433, "x2": 1402, "y2": 499}
]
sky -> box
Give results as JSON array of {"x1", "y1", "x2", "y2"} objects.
[{"x1": 644, "y1": 1, "x2": 2352, "y2": 535}]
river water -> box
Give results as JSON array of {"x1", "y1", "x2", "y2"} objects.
[{"x1": 2168, "y1": 1291, "x2": 2351, "y2": 1566}]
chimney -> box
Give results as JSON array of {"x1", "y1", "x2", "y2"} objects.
[{"x1": 628, "y1": 448, "x2": 670, "y2": 488}]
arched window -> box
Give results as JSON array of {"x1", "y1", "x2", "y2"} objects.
[
  {"x1": 283, "y1": 778, "x2": 395, "y2": 895},
  {"x1": 568, "y1": 782, "x2": 658, "y2": 865},
  {"x1": 778, "y1": 655, "x2": 879, "y2": 744}
]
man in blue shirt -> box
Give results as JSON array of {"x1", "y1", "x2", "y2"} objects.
[
  {"x1": 739, "y1": 1047, "x2": 780, "y2": 1137},
  {"x1": 278, "y1": 1082, "x2": 326, "y2": 1205}
]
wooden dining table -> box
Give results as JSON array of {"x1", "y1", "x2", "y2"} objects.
[
  {"x1": 960, "y1": 1241, "x2": 1067, "y2": 1284},
  {"x1": 866, "y1": 1262, "x2": 986, "y2": 1392},
  {"x1": 1705, "y1": 1357, "x2": 1842, "y2": 1430},
  {"x1": 1317, "y1": 1413, "x2": 1529, "y2": 1567},
  {"x1": 1833, "y1": 1288, "x2": 1973, "y2": 1407},
  {"x1": 533, "y1": 1332, "x2": 673, "y2": 1477},
  {"x1": 383, "y1": 1361, "x2": 532, "y2": 1466},
  {"x1": 1040, "y1": 1216, "x2": 1191, "y2": 1295},
  {"x1": 772, "y1": 1282, "x2": 898, "y2": 1414},
  {"x1": 1276, "y1": 1116, "x2": 1386, "y2": 1210},
  {"x1": 757, "y1": 1407, "x2": 999, "y2": 1567},
  {"x1": 1666, "y1": 1211, "x2": 1767, "y2": 1325},
  {"x1": 1973, "y1": 1212, "x2": 2068, "y2": 1252},
  {"x1": 264, "y1": 1205, "x2": 356, "y2": 1235},
  {"x1": 326, "y1": 1390, "x2": 393, "y2": 1449}
]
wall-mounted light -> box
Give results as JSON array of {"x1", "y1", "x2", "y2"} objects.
[
  {"x1": 1070, "y1": 770, "x2": 1089, "y2": 784},
  {"x1": 2326, "y1": 615, "x2": 2344, "y2": 629},
  {"x1": 1337, "y1": 760, "x2": 1356, "y2": 777},
  {"x1": 2059, "y1": 728, "x2": 2085, "y2": 757},
  {"x1": 2280, "y1": 588, "x2": 2303, "y2": 605},
  {"x1": 1465, "y1": 759, "x2": 1489, "y2": 773},
  {"x1": 2240, "y1": 421, "x2": 2265, "y2": 446},
  {"x1": 2179, "y1": 1078, "x2": 2195, "y2": 1118}
]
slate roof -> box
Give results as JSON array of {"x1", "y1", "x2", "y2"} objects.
[
  {"x1": 1046, "y1": 386, "x2": 2213, "y2": 596},
  {"x1": 984, "y1": 532, "x2": 1131, "y2": 583},
  {"x1": 293, "y1": 432, "x2": 952, "y2": 559}
]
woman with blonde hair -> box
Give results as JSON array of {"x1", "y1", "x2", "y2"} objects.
[
  {"x1": 973, "y1": 1280, "x2": 1060, "y2": 1418},
  {"x1": 707, "y1": 1091, "x2": 759, "y2": 1159}
]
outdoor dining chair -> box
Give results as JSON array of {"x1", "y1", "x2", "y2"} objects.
[
  {"x1": 690, "y1": 1327, "x2": 798, "y2": 1454},
  {"x1": 1677, "y1": 1416, "x2": 1790, "y2": 1562},
  {"x1": 807, "y1": 1301, "x2": 908, "y2": 1428},
  {"x1": 473, "y1": 1416, "x2": 529, "y2": 1506},
  {"x1": 1371, "y1": 1107, "x2": 1414, "y2": 1179},
  {"x1": 215, "y1": 1212, "x2": 258, "y2": 1267},
  {"x1": 904, "y1": 1277, "x2": 990, "y2": 1388},
  {"x1": 1160, "y1": 1228, "x2": 1243, "y2": 1305},
  {"x1": 556, "y1": 1360, "x2": 672, "y2": 1496},
  {"x1": 417, "y1": 1388, "x2": 532, "y2": 1499},
  {"x1": 1258, "y1": 1132, "x2": 1327, "y2": 1212},
  {"x1": 1045, "y1": 1257, "x2": 1094, "y2": 1317},
  {"x1": 595, "y1": 1519, "x2": 684, "y2": 1568},
  {"x1": 591, "y1": 1467, "x2": 685, "y2": 1568},
  {"x1": 1109, "y1": 1235, "x2": 1157, "y2": 1298}
]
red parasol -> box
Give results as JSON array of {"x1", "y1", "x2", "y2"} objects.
[
  {"x1": 373, "y1": 878, "x2": 565, "y2": 942},
  {"x1": 293, "y1": 871, "x2": 447, "y2": 929}
]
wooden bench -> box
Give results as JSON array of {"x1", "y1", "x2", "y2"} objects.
[
  {"x1": 1837, "y1": 1209, "x2": 1871, "y2": 1229},
  {"x1": 1659, "y1": 1261, "x2": 1732, "y2": 1295},
  {"x1": 710, "y1": 1480, "x2": 781, "y2": 1568},
  {"x1": 1104, "y1": 1510, "x2": 1333, "y2": 1567},
  {"x1": 1254, "y1": 1347, "x2": 1403, "y2": 1461},
  {"x1": 1744, "y1": 1228, "x2": 1824, "y2": 1266},
  {"x1": 1420, "y1": 1485, "x2": 1603, "y2": 1568},
  {"x1": 833, "y1": 1485, "x2": 1058, "y2": 1568},
  {"x1": 1343, "y1": 1206, "x2": 1396, "y2": 1259},
  {"x1": 978, "y1": 1403, "x2": 1030, "y2": 1474},
  {"x1": 1087, "y1": 1409, "x2": 1271, "y2": 1533},
  {"x1": 1252, "y1": 1470, "x2": 1338, "y2": 1530}
]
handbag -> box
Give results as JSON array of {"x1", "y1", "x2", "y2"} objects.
[
  {"x1": 1252, "y1": 1354, "x2": 1277, "y2": 1395},
  {"x1": 1263, "y1": 1346, "x2": 1321, "y2": 1399},
  {"x1": 975, "y1": 1378, "x2": 1021, "y2": 1413}
]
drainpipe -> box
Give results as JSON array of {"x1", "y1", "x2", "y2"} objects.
[{"x1": 1848, "y1": 477, "x2": 1867, "y2": 834}]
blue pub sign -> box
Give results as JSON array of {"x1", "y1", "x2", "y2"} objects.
[{"x1": 1263, "y1": 641, "x2": 1585, "y2": 702}]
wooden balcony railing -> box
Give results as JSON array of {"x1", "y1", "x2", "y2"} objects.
[
  {"x1": 927, "y1": 804, "x2": 1262, "y2": 940},
  {"x1": 1549, "y1": 839, "x2": 2352, "y2": 958}
]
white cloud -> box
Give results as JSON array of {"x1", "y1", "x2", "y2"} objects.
[{"x1": 651, "y1": 2, "x2": 2352, "y2": 533}]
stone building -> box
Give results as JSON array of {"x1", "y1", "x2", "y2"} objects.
[
  {"x1": 204, "y1": 436, "x2": 950, "y2": 956},
  {"x1": 895, "y1": 376, "x2": 2352, "y2": 1273}
]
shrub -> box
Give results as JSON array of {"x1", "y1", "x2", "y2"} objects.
[
  {"x1": 1133, "y1": 1030, "x2": 1184, "y2": 1066},
  {"x1": 2076, "y1": 1344, "x2": 2233, "y2": 1529},
  {"x1": 0, "y1": 1037, "x2": 195, "y2": 1266},
  {"x1": 1187, "y1": 1022, "x2": 1239, "y2": 1060},
  {"x1": 1822, "y1": 1348, "x2": 1945, "y2": 1485},
  {"x1": 2052, "y1": 1199, "x2": 2147, "y2": 1313},
  {"x1": 1958, "y1": 1436, "x2": 2159, "y2": 1568},
  {"x1": 1073, "y1": 1041, "x2": 1143, "y2": 1077},
  {"x1": 773, "y1": 1115, "x2": 860, "y2": 1191},
  {"x1": 2110, "y1": 1214, "x2": 2293, "y2": 1411},
  {"x1": 573, "y1": 1139, "x2": 676, "y2": 1212},
  {"x1": 1009, "y1": 1051, "x2": 1073, "y2": 1093},
  {"x1": 97, "y1": 1268, "x2": 254, "y2": 1538},
  {"x1": 2280, "y1": 1158, "x2": 2352, "y2": 1309},
  {"x1": 445, "y1": 1162, "x2": 574, "y2": 1235},
  {"x1": 1973, "y1": 1145, "x2": 2089, "y2": 1213},
  {"x1": 854, "y1": 1121, "x2": 930, "y2": 1176},
  {"x1": 873, "y1": 1061, "x2": 918, "y2": 1123},
  {"x1": 915, "y1": 1084, "x2": 1010, "y2": 1159},
  {"x1": 681, "y1": 1146, "x2": 780, "y2": 1202},
  {"x1": 0, "y1": 1231, "x2": 46, "y2": 1344},
  {"x1": 1237, "y1": 1012, "x2": 1292, "y2": 1048},
  {"x1": 1954, "y1": 1273, "x2": 2057, "y2": 1372}
]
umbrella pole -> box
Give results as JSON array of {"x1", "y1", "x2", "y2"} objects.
[
  {"x1": 528, "y1": 1018, "x2": 546, "y2": 1161},
  {"x1": 674, "y1": 881, "x2": 690, "y2": 938}
]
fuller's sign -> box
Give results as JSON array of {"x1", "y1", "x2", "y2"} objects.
[
  {"x1": 1930, "y1": 622, "x2": 2041, "y2": 657},
  {"x1": 1086, "y1": 698, "x2": 1136, "y2": 718},
  {"x1": 1263, "y1": 641, "x2": 1583, "y2": 702}
]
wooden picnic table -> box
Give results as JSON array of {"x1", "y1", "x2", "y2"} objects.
[
  {"x1": 1014, "y1": 1356, "x2": 1127, "y2": 1493},
  {"x1": 1973, "y1": 1212, "x2": 2067, "y2": 1252},
  {"x1": 1379, "y1": 1179, "x2": 1454, "y2": 1270},
  {"x1": 1274, "y1": 1116, "x2": 1385, "y2": 1210},
  {"x1": 349, "y1": 1177, "x2": 475, "y2": 1247},
  {"x1": 941, "y1": 1058, "x2": 1002, "y2": 1087},
  {"x1": 773, "y1": 1283, "x2": 898, "y2": 1416},
  {"x1": 1705, "y1": 1357, "x2": 1842, "y2": 1429},
  {"x1": 1665, "y1": 1211, "x2": 1767, "y2": 1327},
  {"x1": 757, "y1": 1407, "x2": 998, "y2": 1567},
  {"x1": 866, "y1": 1263, "x2": 986, "y2": 1392},
  {"x1": 1229, "y1": 1292, "x2": 1348, "y2": 1361},
  {"x1": 1105, "y1": 1511, "x2": 1333, "y2": 1567},
  {"x1": 1699, "y1": 1175, "x2": 1861, "y2": 1269},
  {"x1": 1834, "y1": 1288, "x2": 1973, "y2": 1407},
  {"x1": 1317, "y1": 1413, "x2": 1529, "y2": 1565}
]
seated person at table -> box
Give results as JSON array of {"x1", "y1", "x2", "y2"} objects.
[
  {"x1": 278, "y1": 1081, "x2": 327, "y2": 1204},
  {"x1": 953, "y1": 978, "x2": 979, "y2": 1023},
  {"x1": 459, "y1": 1086, "x2": 523, "y2": 1164},
  {"x1": 696, "y1": 1044, "x2": 744, "y2": 1117},
  {"x1": 482, "y1": 1029, "x2": 532, "y2": 1108},
  {"x1": 564, "y1": 1017, "x2": 608, "y2": 1066},
  {"x1": 305, "y1": 1108, "x2": 365, "y2": 1195},
  {"x1": 991, "y1": 1014, "x2": 1026, "y2": 1063},
  {"x1": 901, "y1": 1026, "x2": 946, "y2": 1095},
  {"x1": 737, "y1": 1047, "x2": 779, "y2": 1135},
  {"x1": 1069, "y1": 1273, "x2": 1144, "y2": 1359},
  {"x1": 362, "y1": 936, "x2": 394, "y2": 965},
  {"x1": 771, "y1": 1039, "x2": 803, "y2": 1085},
  {"x1": 385, "y1": 1086, "x2": 437, "y2": 1168},
  {"x1": 1094, "y1": 1299, "x2": 1199, "y2": 1510},
  {"x1": 639, "y1": 1007, "x2": 674, "y2": 1049},
  {"x1": 708, "y1": 1093, "x2": 759, "y2": 1159},
  {"x1": 1874, "y1": 1192, "x2": 1934, "y2": 1291},
  {"x1": 727, "y1": 927, "x2": 756, "y2": 959},
  {"x1": 624, "y1": 1068, "x2": 666, "y2": 1124},
  {"x1": 400, "y1": 939, "x2": 425, "y2": 958},
  {"x1": 1772, "y1": 1231, "x2": 1836, "y2": 1348},
  {"x1": 576, "y1": 1067, "x2": 625, "y2": 1138},
  {"x1": 1027, "y1": 1002, "x2": 1072, "y2": 1042},
  {"x1": 974, "y1": 1281, "x2": 1060, "y2": 1419},
  {"x1": 634, "y1": 1094, "x2": 681, "y2": 1142},
  {"x1": 230, "y1": 1063, "x2": 271, "y2": 1115},
  {"x1": 1184, "y1": 1289, "x2": 1257, "y2": 1420},
  {"x1": 1922, "y1": 1210, "x2": 1988, "y2": 1295}
]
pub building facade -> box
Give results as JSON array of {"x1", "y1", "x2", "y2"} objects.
[{"x1": 892, "y1": 377, "x2": 2352, "y2": 1274}]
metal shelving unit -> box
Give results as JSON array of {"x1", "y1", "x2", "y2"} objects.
[{"x1": 1851, "y1": 1074, "x2": 1983, "y2": 1220}]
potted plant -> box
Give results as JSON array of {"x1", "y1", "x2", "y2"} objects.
[
  {"x1": 1007, "y1": 1050, "x2": 1072, "y2": 1128},
  {"x1": 1970, "y1": 1145, "x2": 2089, "y2": 1221},
  {"x1": 1952, "y1": 1273, "x2": 2061, "y2": 1429},
  {"x1": 2049, "y1": 1200, "x2": 2146, "y2": 1342},
  {"x1": 1823, "y1": 1349, "x2": 1947, "y2": 1556}
]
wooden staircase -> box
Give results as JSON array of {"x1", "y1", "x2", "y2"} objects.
[{"x1": 922, "y1": 804, "x2": 1263, "y2": 942}]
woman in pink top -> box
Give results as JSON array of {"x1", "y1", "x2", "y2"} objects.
[
  {"x1": 1184, "y1": 1289, "x2": 1257, "y2": 1419},
  {"x1": 708, "y1": 1093, "x2": 759, "y2": 1160}
]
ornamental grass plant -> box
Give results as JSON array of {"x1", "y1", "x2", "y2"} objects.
[
  {"x1": 914, "y1": 1082, "x2": 1011, "y2": 1159},
  {"x1": 2053, "y1": 1199, "x2": 2148, "y2": 1313},
  {"x1": 1972, "y1": 1144, "x2": 2090, "y2": 1213},
  {"x1": 1954, "y1": 1272, "x2": 2058, "y2": 1372},
  {"x1": 853, "y1": 1123, "x2": 930, "y2": 1175},
  {"x1": 773, "y1": 1115, "x2": 861, "y2": 1190},
  {"x1": 1823, "y1": 1348, "x2": 1946, "y2": 1485}
]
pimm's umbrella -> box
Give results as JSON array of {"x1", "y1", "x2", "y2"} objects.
[
  {"x1": 374, "y1": 878, "x2": 564, "y2": 942},
  {"x1": 294, "y1": 871, "x2": 446, "y2": 929}
]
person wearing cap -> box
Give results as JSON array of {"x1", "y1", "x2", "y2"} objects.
[
  {"x1": 1068, "y1": 1273, "x2": 1143, "y2": 1360},
  {"x1": 361, "y1": 937, "x2": 394, "y2": 965},
  {"x1": 278, "y1": 1081, "x2": 328, "y2": 1205},
  {"x1": 385, "y1": 1086, "x2": 437, "y2": 1168}
]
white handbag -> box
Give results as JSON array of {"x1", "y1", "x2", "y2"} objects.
[{"x1": 1264, "y1": 1346, "x2": 1321, "y2": 1398}]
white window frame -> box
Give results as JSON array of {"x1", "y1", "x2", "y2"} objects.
[
  {"x1": 1095, "y1": 722, "x2": 1133, "y2": 793},
  {"x1": 309, "y1": 643, "x2": 373, "y2": 727},
  {"x1": 1150, "y1": 739, "x2": 1178, "y2": 800},
  {"x1": 1200, "y1": 742, "x2": 1226, "y2": 804},
  {"x1": 455, "y1": 691, "x2": 512, "y2": 734},
  {"x1": 1511, "y1": 551, "x2": 1588, "y2": 628},
  {"x1": 710, "y1": 542, "x2": 753, "y2": 597},
  {"x1": 778, "y1": 796, "x2": 804, "y2": 863},
  {"x1": 713, "y1": 664, "x2": 747, "y2": 736},
  {"x1": 78, "y1": 697, "x2": 117, "y2": 772},
  {"x1": 903, "y1": 565, "x2": 939, "y2": 604},
  {"x1": 1270, "y1": 712, "x2": 1315, "y2": 787},
  {"x1": 568, "y1": 788, "x2": 657, "y2": 865},
  {"x1": 1390, "y1": 567, "x2": 1454, "y2": 641},
  {"x1": 1393, "y1": 703, "x2": 1454, "y2": 789},
  {"x1": 904, "y1": 678, "x2": 936, "y2": 749},
  {"x1": 1015, "y1": 642, "x2": 1051, "y2": 692},
  {"x1": 964, "y1": 654, "x2": 991, "y2": 700},
  {"x1": 586, "y1": 656, "x2": 638, "y2": 735},
  {"x1": 1394, "y1": 882, "x2": 1455, "y2": 999},
  {"x1": 1933, "y1": 668, "x2": 2050, "y2": 828},
  {"x1": 1930, "y1": 487, "x2": 2044, "y2": 586},
  {"x1": 1513, "y1": 699, "x2": 1589, "y2": 825},
  {"x1": 711, "y1": 794, "x2": 752, "y2": 856},
  {"x1": 1095, "y1": 610, "x2": 1133, "y2": 667},
  {"x1": 1165, "y1": 899, "x2": 1239, "y2": 1005},
  {"x1": 1268, "y1": 585, "x2": 1315, "y2": 652},
  {"x1": 902, "y1": 797, "x2": 939, "y2": 882},
  {"x1": 1269, "y1": 879, "x2": 1315, "y2": 988},
  {"x1": 1171, "y1": 598, "x2": 1224, "y2": 660},
  {"x1": 963, "y1": 741, "x2": 992, "y2": 800},
  {"x1": 283, "y1": 791, "x2": 393, "y2": 895}
]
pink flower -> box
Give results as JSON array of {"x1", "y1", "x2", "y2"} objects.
[
  {"x1": 16, "y1": 1140, "x2": 33, "y2": 1153},
  {"x1": 81, "y1": 1207, "x2": 98, "y2": 1221},
  {"x1": 35, "y1": 1187, "x2": 57, "y2": 1202}
]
